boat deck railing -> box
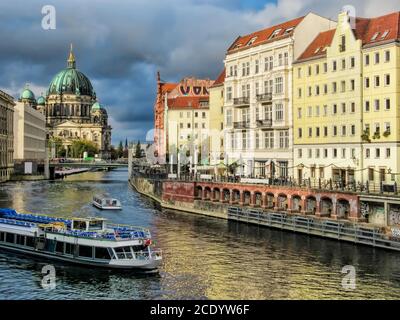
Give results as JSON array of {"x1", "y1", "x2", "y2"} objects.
[{"x1": 0, "y1": 218, "x2": 36, "y2": 229}]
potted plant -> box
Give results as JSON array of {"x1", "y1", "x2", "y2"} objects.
[
  {"x1": 372, "y1": 131, "x2": 380, "y2": 140},
  {"x1": 361, "y1": 130, "x2": 371, "y2": 143},
  {"x1": 383, "y1": 130, "x2": 391, "y2": 138}
]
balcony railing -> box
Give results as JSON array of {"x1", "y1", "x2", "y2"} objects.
[
  {"x1": 233, "y1": 97, "x2": 250, "y2": 106},
  {"x1": 256, "y1": 93, "x2": 272, "y2": 103},
  {"x1": 234, "y1": 121, "x2": 250, "y2": 129},
  {"x1": 256, "y1": 119, "x2": 272, "y2": 128}
]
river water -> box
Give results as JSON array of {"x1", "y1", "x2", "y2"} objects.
[{"x1": 0, "y1": 169, "x2": 399, "y2": 300}]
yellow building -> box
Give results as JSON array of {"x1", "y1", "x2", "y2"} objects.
[
  {"x1": 0, "y1": 90, "x2": 15, "y2": 183},
  {"x1": 293, "y1": 10, "x2": 400, "y2": 185},
  {"x1": 209, "y1": 69, "x2": 225, "y2": 165}
]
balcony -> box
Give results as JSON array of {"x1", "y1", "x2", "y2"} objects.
[
  {"x1": 256, "y1": 93, "x2": 272, "y2": 103},
  {"x1": 256, "y1": 119, "x2": 273, "y2": 129},
  {"x1": 234, "y1": 121, "x2": 250, "y2": 129},
  {"x1": 233, "y1": 97, "x2": 250, "y2": 107}
]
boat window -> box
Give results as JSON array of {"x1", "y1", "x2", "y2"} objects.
[
  {"x1": 0, "y1": 232, "x2": 4, "y2": 242},
  {"x1": 56, "y1": 241, "x2": 64, "y2": 253},
  {"x1": 65, "y1": 243, "x2": 75, "y2": 255},
  {"x1": 89, "y1": 220, "x2": 103, "y2": 230},
  {"x1": 16, "y1": 235, "x2": 25, "y2": 246},
  {"x1": 5, "y1": 233, "x2": 15, "y2": 244},
  {"x1": 95, "y1": 247, "x2": 111, "y2": 260},
  {"x1": 78, "y1": 245, "x2": 93, "y2": 258},
  {"x1": 73, "y1": 220, "x2": 87, "y2": 231},
  {"x1": 26, "y1": 236, "x2": 35, "y2": 248},
  {"x1": 114, "y1": 246, "x2": 133, "y2": 259}
]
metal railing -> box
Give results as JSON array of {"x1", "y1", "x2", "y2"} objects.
[
  {"x1": 233, "y1": 121, "x2": 250, "y2": 129},
  {"x1": 233, "y1": 97, "x2": 250, "y2": 106},
  {"x1": 228, "y1": 207, "x2": 400, "y2": 251},
  {"x1": 256, "y1": 93, "x2": 272, "y2": 102},
  {"x1": 256, "y1": 119, "x2": 272, "y2": 128}
]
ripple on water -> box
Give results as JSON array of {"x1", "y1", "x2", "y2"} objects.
[{"x1": 1, "y1": 169, "x2": 400, "y2": 299}]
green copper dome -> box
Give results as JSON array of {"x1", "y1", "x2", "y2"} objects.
[
  {"x1": 37, "y1": 95, "x2": 45, "y2": 105},
  {"x1": 92, "y1": 102, "x2": 102, "y2": 110},
  {"x1": 21, "y1": 87, "x2": 35, "y2": 101},
  {"x1": 47, "y1": 46, "x2": 96, "y2": 98}
]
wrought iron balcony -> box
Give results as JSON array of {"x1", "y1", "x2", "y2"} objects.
[
  {"x1": 233, "y1": 97, "x2": 250, "y2": 106},
  {"x1": 256, "y1": 93, "x2": 272, "y2": 103},
  {"x1": 256, "y1": 119, "x2": 273, "y2": 128},
  {"x1": 234, "y1": 121, "x2": 250, "y2": 129}
]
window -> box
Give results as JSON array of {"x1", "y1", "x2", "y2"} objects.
[
  {"x1": 315, "y1": 105, "x2": 320, "y2": 117},
  {"x1": 5, "y1": 233, "x2": 14, "y2": 243},
  {"x1": 308, "y1": 127, "x2": 312, "y2": 137},
  {"x1": 308, "y1": 149, "x2": 312, "y2": 159},
  {"x1": 284, "y1": 52, "x2": 288, "y2": 65},
  {"x1": 386, "y1": 148, "x2": 391, "y2": 158},
  {"x1": 366, "y1": 149, "x2": 370, "y2": 158},
  {"x1": 365, "y1": 101, "x2": 370, "y2": 112},
  {"x1": 315, "y1": 85, "x2": 320, "y2": 96},
  {"x1": 255, "y1": 60, "x2": 259, "y2": 74},
  {"x1": 269, "y1": 56, "x2": 273, "y2": 70},
  {"x1": 298, "y1": 88, "x2": 302, "y2": 98},
  {"x1": 323, "y1": 84, "x2": 328, "y2": 94},
  {"x1": 332, "y1": 82, "x2": 337, "y2": 93},
  {"x1": 297, "y1": 68, "x2": 302, "y2": 78},
  {"x1": 333, "y1": 104, "x2": 337, "y2": 114},
  {"x1": 365, "y1": 54, "x2": 370, "y2": 66},
  {"x1": 255, "y1": 132, "x2": 260, "y2": 149},
  {"x1": 315, "y1": 64, "x2": 320, "y2": 75},
  {"x1": 226, "y1": 87, "x2": 232, "y2": 101},
  {"x1": 324, "y1": 126, "x2": 328, "y2": 137},
  {"x1": 351, "y1": 125, "x2": 356, "y2": 135},
  {"x1": 340, "y1": 35, "x2": 346, "y2": 52},
  {"x1": 308, "y1": 106, "x2": 312, "y2": 117},
  {"x1": 350, "y1": 57, "x2": 355, "y2": 68},
  {"x1": 255, "y1": 82, "x2": 260, "y2": 95},
  {"x1": 242, "y1": 132, "x2": 248, "y2": 149},
  {"x1": 308, "y1": 66, "x2": 312, "y2": 76},
  {"x1": 316, "y1": 127, "x2": 320, "y2": 137},
  {"x1": 275, "y1": 77, "x2": 283, "y2": 94},
  {"x1": 316, "y1": 149, "x2": 320, "y2": 158},
  {"x1": 376, "y1": 148, "x2": 381, "y2": 158},
  {"x1": 264, "y1": 105, "x2": 272, "y2": 120},
  {"x1": 385, "y1": 74, "x2": 391, "y2": 86},
  {"x1": 269, "y1": 29, "x2": 282, "y2": 39},
  {"x1": 333, "y1": 149, "x2": 338, "y2": 158},
  {"x1": 279, "y1": 53, "x2": 283, "y2": 66},
  {"x1": 384, "y1": 122, "x2": 391, "y2": 134},
  {"x1": 95, "y1": 247, "x2": 111, "y2": 260},
  {"x1": 375, "y1": 52, "x2": 380, "y2": 64},
  {"x1": 385, "y1": 99, "x2": 391, "y2": 110},
  {"x1": 375, "y1": 76, "x2": 380, "y2": 87},
  {"x1": 297, "y1": 108, "x2": 302, "y2": 119},
  {"x1": 324, "y1": 149, "x2": 328, "y2": 158},
  {"x1": 323, "y1": 105, "x2": 328, "y2": 116},
  {"x1": 374, "y1": 99, "x2": 380, "y2": 111},
  {"x1": 56, "y1": 241, "x2": 64, "y2": 253},
  {"x1": 351, "y1": 102, "x2": 355, "y2": 113},
  {"x1": 323, "y1": 63, "x2": 328, "y2": 73},
  {"x1": 333, "y1": 126, "x2": 337, "y2": 136},
  {"x1": 341, "y1": 59, "x2": 346, "y2": 69},
  {"x1": 371, "y1": 32, "x2": 379, "y2": 41},
  {"x1": 298, "y1": 149, "x2": 302, "y2": 158},
  {"x1": 298, "y1": 128, "x2": 303, "y2": 138},
  {"x1": 368, "y1": 167, "x2": 374, "y2": 181},
  {"x1": 342, "y1": 125, "x2": 346, "y2": 136},
  {"x1": 341, "y1": 81, "x2": 346, "y2": 92},
  {"x1": 342, "y1": 148, "x2": 346, "y2": 159},
  {"x1": 341, "y1": 103, "x2": 346, "y2": 114},
  {"x1": 365, "y1": 77, "x2": 370, "y2": 88},
  {"x1": 332, "y1": 60, "x2": 337, "y2": 71},
  {"x1": 264, "y1": 132, "x2": 274, "y2": 149},
  {"x1": 247, "y1": 37, "x2": 257, "y2": 46},
  {"x1": 275, "y1": 104, "x2": 284, "y2": 121},
  {"x1": 350, "y1": 79, "x2": 355, "y2": 91},
  {"x1": 385, "y1": 50, "x2": 391, "y2": 62}
]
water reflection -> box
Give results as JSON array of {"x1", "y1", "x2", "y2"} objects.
[{"x1": 0, "y1": 169, "x2": 399, "y2": 299}]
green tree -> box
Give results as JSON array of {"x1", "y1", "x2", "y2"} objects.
[
  {"x1": 135, "y1": 141, "x2": 142, "y2": 158},
  {"x1": 71, "y1": 139, "x2": 99, "y2": 158},
  {"x1": 48, "y1": 137, "x2": 64, "y2": 158},
  {"x1": 117, "y1": 141, "x2": 124, "y2": 158},
  {"x1": 110, "y1": 145, "x2": 118, "y2": 160}
]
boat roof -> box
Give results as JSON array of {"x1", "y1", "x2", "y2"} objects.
[{"x1": 94, "y1": 194, "x2": 119, "y2": 200}]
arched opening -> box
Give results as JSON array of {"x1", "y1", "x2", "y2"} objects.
[
  {"x1": 337, "y1": 199, "x2": 350, "y2": 219},
  {"x1": 195, "y1": 186, "x2": 203, "y2": 199},
  {"x1": 223, "y1": 189, "x2": 230, "y2": 202},
  {"x1": 321, "y1": 197, "x2": 333, "y2": 216},
  {"x1": 243, "y1": 191, "x2": 251, "y2": 206},
  {"x1": 232, "y1": 190, "x2": 240, "y2": 204},
  {"x1": 204, "y1": 187, "x2": 212, "y2": 200},
  {"x1": 306, "y1": 196, "x2": 317, "y2": 214},
  {"x1": 255, "y1": 192, "x2": 263, "y2": 207},
  {"x1": 277, "y1": 194, "x2": 288, "y2": 210},
  {"x1": 292, "y1": 195, "x2": 302, "y2": 212},
  {"x1": 213, "y1": 188, "x2": 221, "y2": 202},
  {"x1": 266, "y1": 193, "x2": 275, "y2": 208}
]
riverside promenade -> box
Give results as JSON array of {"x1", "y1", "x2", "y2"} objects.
[{"x1": 129, "y1": 172, "x2": 400, "y2": 252}]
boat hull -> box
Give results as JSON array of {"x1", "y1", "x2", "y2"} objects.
[
  {"x1": 92, "y1": 201, "x2": 122, "y2": 210},
  {"x1": 0, "y1": 243, "x2": 161, "y2": 271}
]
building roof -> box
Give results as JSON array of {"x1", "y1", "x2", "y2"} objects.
[
  {"x1": 161, "y1": 83, "x2": 177, "y2": 94},
  {"x1": 227, "y1": 16, "x2": 305, "y2": 53},
  {"x1": 297, "y1": 29, "x2": 336, "y2": 61},
  {"x1": 210, "y1": 69, "x2": 225, "y2": 88},
  {"x1": 167, "y1": 96, "x2": 209, "y2": 110},
  {"x1": 296, "y1": 11, "x2": 400, "y2": 62}
]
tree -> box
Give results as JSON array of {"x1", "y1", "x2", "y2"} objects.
[
  {"x1": 117, "y1": 141, "x2": 124, "y2": 158},
  {"x1": 110, "y1": 145, "x2": 118, "y2": 160},
  {"x1": 48, "y1": 137, "x2": 64, "y2": 158},
  {"x1": 135, "y1": 141, "x2": 142, "y2": 158},
  {"x1": 71, "y1": 139, "x2": 99, "y2": 158}
]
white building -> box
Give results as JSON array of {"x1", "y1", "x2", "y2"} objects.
[{"x1": 223, "y1": 13, "x2": 336, "y2": 178}]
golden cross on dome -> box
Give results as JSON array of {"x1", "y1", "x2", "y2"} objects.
[{"x1": 67, "y1": 43, "x2": 76, "y2": 68}]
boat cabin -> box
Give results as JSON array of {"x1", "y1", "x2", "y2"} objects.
[{"x1": 71, "y1": 217, "x2": 107, "y2": 232}]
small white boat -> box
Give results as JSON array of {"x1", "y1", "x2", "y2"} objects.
[{"x1": 92, "y1": 194, "x2": 122, "y2": 210}]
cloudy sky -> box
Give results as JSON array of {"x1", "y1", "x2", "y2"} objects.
[{"x1": 0, "y1": 0, "x2": 399, "y2": 145}]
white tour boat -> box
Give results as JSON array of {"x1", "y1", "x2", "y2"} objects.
[
  {"x1": 92, "y1": 194, "x2": 122, "y2": 210},
  {"x1": 0, "y1": 209, "x2": 162, "y2": 271}
]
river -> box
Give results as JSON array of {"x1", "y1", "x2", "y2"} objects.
[{"x1": 0, "y1": 168, "x2": 399, "y2": 300}]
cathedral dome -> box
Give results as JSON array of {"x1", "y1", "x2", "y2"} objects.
[
  {"x1": 47, "y1": 46, "x2": 96, "y2": 98},
  {"x1": 37, "y1": 95, "x2": 45, "y2": 105},
  {"x1": 21, "y1": 87, "x2": 35, "y2": 101},
  {"x1": 92, "y1": 102, "x2": 102, "y2": 110}
]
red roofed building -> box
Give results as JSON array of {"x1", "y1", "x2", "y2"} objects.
[
  {"x1": 293, "y1": 10, "x2": 400, "y2": 191},
  {"x1": 153, "y1": 72, "x2": 213, "y2": 164},
  {"x1": 223, "y1": 12, "x2": 336, "y2": 178}
]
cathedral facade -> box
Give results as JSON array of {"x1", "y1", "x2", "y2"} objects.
[{"x1": 38, "y1": 46, "x2": 111, "y2": 159}]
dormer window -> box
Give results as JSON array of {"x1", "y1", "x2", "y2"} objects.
[
  {"x1": 314, "y1": 47, "x2": 321, "y2": 54},
  {"x1": 284, "y1": 27, "x2": 294, "y2": 35},
  {"x1": 247, "y1": 37, "x2": 257, "y2": 46},
  {"x1": 371, "y1": 32, "x2": 379, "y2": 41},
  {"x1": 269, "y1": 29, "x2": 282, "y2": 39},
  {"x1": 381, "y1": 30, "x2": 390, "y2": 39}
]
